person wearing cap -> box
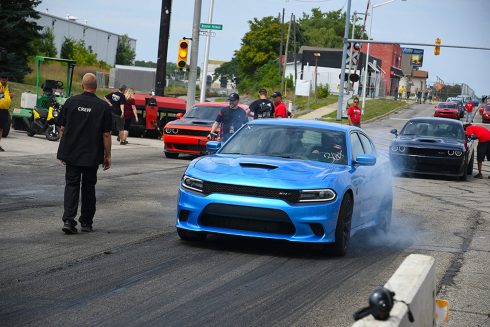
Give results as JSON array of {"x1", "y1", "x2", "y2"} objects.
[
  {"x1": 347, "y1": 97, "x2": 362, "y2": 128},
  {"x1": 248, "y1": 88, "x2": 274, "y2": 119},
  {"x1": 464, "y1": 123, "x2": 490, "y2": 179},
  {"x1": 208, "y1": 92, "x2": 248, "y2": 142},
  {"x1": 0, "y1": 73, "x2": 14, "y2": 152},
  {"x1": 105, "y1": 85, "x2": 127, "y2": 143},
  {"x1": 271, "y1": 91, "x2": 288, "y2": 118}
]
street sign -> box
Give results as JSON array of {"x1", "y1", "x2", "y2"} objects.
[
  {"x1": 199, "y1": 23, "x2": 223, "y2": 30},
  {"x1": 199, "y1": 31, "x2": 216, "y2": 37}
]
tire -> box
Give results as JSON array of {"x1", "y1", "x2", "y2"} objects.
[
  {"x1": 2, "y1": 114, "x2": 11, "y2": 137},
  {"x1": 377, "y1": 198, "x2": 392, "y2": 233},
  {"x1": 466, "y1": 153, "x2": 474, "y2": 176},
  {"x1": 27, "y1": 131, "x2": 35, "y2": 137},
  {"x1": 177, "y1": 228, "x2": 207, "y2": 242},
  {"x1": 459, "y1": 154, "x2": 471, "y2": 181},
  {"x1": 331, "y1": 193, "x2": 353, "y2": 256},
  {"x1": 164, "y1": 151, "x2": 179, "y2": 159},
  {"x1": 45, "y1": 125, "x2": 60, "y2": 141}
]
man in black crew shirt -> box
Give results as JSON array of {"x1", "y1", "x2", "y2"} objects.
[
  {"x1": 57, "y1": 73, "x2": 112, "y2": 234},
  {"x1": 248, "y1": 88, "x2": 274, "y2": 119},
  {"x1": 208, "y1": 92, "x2": 248, "y2": 142},
  {"x1": 105, "y1": 85, "x2": 126, "y2": 142}
]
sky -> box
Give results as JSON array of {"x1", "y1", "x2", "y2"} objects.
[{"x1": 36, "y1": 0, "x2": 490, "y2": 96}]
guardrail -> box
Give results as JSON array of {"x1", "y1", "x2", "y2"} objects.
[{"x1": 352, "y1": 254, "x2": 436, "y2": 327}]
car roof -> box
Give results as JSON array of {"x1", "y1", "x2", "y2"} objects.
[
  {"x1": 439, "y1": 102, "x2": 458, "y2": 105},
  {"x1": 248, "y1": 118, "x2": 359, "y2": 133},
  {"x1": 194, "y1": 102, "x2": 249, "y2": 109}
]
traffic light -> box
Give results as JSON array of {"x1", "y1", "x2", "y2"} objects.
[
  {"x1": 347, "y1": 42, "x2": 362, "y2": 51},
  {"x1": 177, "y1": 40, "x2": 189, "y2": 69},
  {"x1": 434, "y1": 38, "x2": 441, "y2": 56}
]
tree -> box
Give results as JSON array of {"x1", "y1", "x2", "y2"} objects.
[
  {"x1": 60, "y1": 37, "x2": 75, "y2": 60},
  {"x1": 116, "y1": 34, "x2": 136, "y2": 65},
  {"x1": 0, "y1": 0, "x2": 41, "y2": 81},
  {"x1": 33, "y1": 27, "x2": 57, "y2": 57},
  {"x1": 60, "y1": 37, "x2": 98, "y2": 66},
  {"x1": 213, "y1": 57, "x2": 239, "y2": 85}
]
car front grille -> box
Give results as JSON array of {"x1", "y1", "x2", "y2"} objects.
[
  {"x1": 176, "y1": 129, "x2": 209, "y2": 137},
  {"x1": 173, "y1": 144, "x2": 205, "y2": 151},
  {"x1": 199, "y1": 204, "x2": 295, "y2": 235},
  {"x1": 202, "y1": 181, "x2": 300, "y2": 203},
  {"x1": 407, "y1": 147, "x2": 448, "y2": 157}
]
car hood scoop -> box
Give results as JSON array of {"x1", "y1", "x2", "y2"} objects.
[{"x1": 192, "y1": 155, "x2": 346, "y2": 187}]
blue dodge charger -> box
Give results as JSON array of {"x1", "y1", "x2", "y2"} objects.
[{"x1": 176, "y1": 119, "x2": 393, "y2": 256}]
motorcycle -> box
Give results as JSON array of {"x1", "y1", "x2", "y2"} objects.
[{"x1": 24, "y1": 95, "x2": 62, "y2": 141}]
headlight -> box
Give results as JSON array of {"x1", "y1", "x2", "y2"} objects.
[
  {"x1": 182, "y1": 175, "x2": 204, "y2": 193},
  {"x1": 398, "y1": 146, "x2": 406, "y2": 153},
  {"x1": 448, "y1": 150, "x2": 455, "y2": 156},
  {"x1": 454, "y1": 150, "x2": 462, "y2": 157},
  {"x1": 391, "y1": 146, "x2": 399, "y2": 152},
  {"x1": 164, "y1": 128, "x2": 172, "y2": 134},
  {"x1": 53, "y1": 110, "x2": 59, "y2": 117},
  {"x1": 298, "y1": 189, "x2": 336, "y2": 203},
  {"x1": 172, "y1": 129, "x2": 179, "y2": 134}
]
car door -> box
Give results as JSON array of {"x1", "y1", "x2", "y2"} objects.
[
  {"x1": 349, "y1": 132, "x2": 370, "y2": 227},
  {"x1": 358, "y1": 132, "x2": 383, "y2": 225}
]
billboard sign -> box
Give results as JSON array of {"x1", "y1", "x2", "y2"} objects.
[{"x1": 402, "y1": 48, "x2": 424, "y2": 68}]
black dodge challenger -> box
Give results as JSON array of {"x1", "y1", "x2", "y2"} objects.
[{"x1": 389, "y1": 117, "x2": 475, "y2": 180}]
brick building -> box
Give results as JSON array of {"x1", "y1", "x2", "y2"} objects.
[{"x1": 360, "y1": 43, "x2": 404, "y2": 96}]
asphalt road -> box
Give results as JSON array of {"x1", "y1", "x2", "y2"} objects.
[{"x1": 0, "y1": 104, "x2": 489, "y2": 326}]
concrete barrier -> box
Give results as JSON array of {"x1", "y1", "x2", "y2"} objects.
[{"x1": 352, "y1": 254, "x2": 436, "y2": 327}]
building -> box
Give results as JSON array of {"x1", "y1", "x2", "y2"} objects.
[
  {"x1": 410, "y1": 70, "x2": 429, "y2": 93},
  {"x1": 36, "y1": 11, "x2": 136, "y2": 66},
  {"x1": 284, "y1": 46, "x2": 383, "y2": 97},
  {"x1": 360, "y1": 43, "x2": 404, "y2": 96},
  {"x1": 399, "y1": 48, "x2": 429, "y2": 96}
]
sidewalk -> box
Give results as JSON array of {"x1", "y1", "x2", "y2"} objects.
[{"x1": 298, "y1": 102, "x2": 338, "y2": 120}]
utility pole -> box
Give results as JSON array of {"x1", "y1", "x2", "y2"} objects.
[
  {"x1": 279, "y1": 8, "x2": 285, "y2": 87},
  {"x1": 199, "y1": 0, "x2": 214, "y2": 103},
  {"x1": 186, "y1": 0, "x2": 202, "y2": 111},
  {"x1": 283, "y1": 13, "x2": 292, "y2": 96},
  {"x1": 155, "y1": 0, "x2": 172, "y2": 96},
  {"x1": 336, "y1": 0, "x2": 353, "y2": 121}
]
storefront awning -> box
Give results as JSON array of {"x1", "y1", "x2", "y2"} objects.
[{"x1": 390, "y1": 66, "x2": 404, "y2": 78}]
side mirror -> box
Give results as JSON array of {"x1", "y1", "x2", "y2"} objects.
[
  {"x1": 470, "y1": 134, "x2": 477, "y2": 140},
  {"x1": 390, "y1": 129, "x2": 398, "y2": 136},
  {"x1": 206, "y1": 141, "x2": 221, "y2": 154},
  {"x1": 355, "y1": 154, "x2": 376, "y2": 166},
  {"x1": 176, "y1": 113, "x2": 183, "y2": 119}
]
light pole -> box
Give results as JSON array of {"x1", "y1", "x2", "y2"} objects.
[
  {"x1": 361, "y1": 0, "x2": 406, "y2": 113},
  {"x1": 336, "y1": 0, "x2": 353, "y2": 121},
  {"x1": 199, "y1": 0, "x2": 214, "y2": 103},
  {"x1": 313, "y1": 52, "x2": 320, "y2": 102}
]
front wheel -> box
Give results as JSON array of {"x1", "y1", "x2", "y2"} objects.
[
  {"x1": 177, "y1": 228, "x2": 207, "y2": 242},
  {"x1": 331, "y1": 193, "x2": 353, "y2": 256},
  {"x1": 45, "y1": 125, "x2": 60, "y2": 141},
  {"x1": 466, "y1": 153, "x2": 474, "y2": 175}
]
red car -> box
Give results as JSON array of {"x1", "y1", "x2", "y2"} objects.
[
  {"x1": 434, "y1": 102, "x2": 460, "y2": 120},
  {"x1": 163, "y1": 102, "x2": 249, "y2": 158},
  {"x1": 481, "y1": 104, "x2": 490, "y2": 123}
]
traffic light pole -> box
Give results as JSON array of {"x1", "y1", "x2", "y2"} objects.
[
  {"x1": 155, "y1": 0, "x2": 172, "y2": 96},
  {"x1": 199, "y1": 0, "x2": 215, "y2": 103},
  {"x1": 336, "y1": 0, "x2": 353, "y2": 121},
  {"x1": 347, "y1": 39, "x2": 490, "y2": 51},
  {"x1": 186, "y1": 0, "x2": 202, "y2": 111}
]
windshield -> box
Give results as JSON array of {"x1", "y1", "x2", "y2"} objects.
[
  {"x1": 219, "y1": 124, "x2": 348, "y2": 165},
  {"x1": 438, "y1": 103, "x2": 457, "y2": 109},
  {"x1": 401, "y1": 120, "x2": 464, "y2": 139},
  {"x1": 185, "y1": 106, "x2": 222, "y2": 120}
]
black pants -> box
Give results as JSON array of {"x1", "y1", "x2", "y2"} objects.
[{"x1": 62, "y1": 165, "x2": 99, "y2": 227}]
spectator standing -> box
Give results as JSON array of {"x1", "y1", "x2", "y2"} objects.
[
  {"x1": 398, "y1": 85, "x2": 405, "y2": 100},
  {"x1": 423, "y1": 89, "x2": 428, "y2": 103},
  {"x1": 416, "y1": 89, "x2": 422, "y2": 104},
  {"x1": 248, "y1": 88, "x2": 274, "y2": 119},
  {"x1": 208, "y1": 93, "x2": 248, "y2": 142},
  {"x1": 57, "y1": 73, "x2": 112, "y2": 234},
  {"x1": 464, "y1": 99, "x2": 475, "y2": 122},
  {"x1": 271, "y1": 91, "x2": 288, "y2": 118},
  {"x1": 121, "y1": 88, "x2": 138, "y2": 145},
  {"x1": 347, "y1": 97, "x2": 362, "y2": 128},
  {"x1": 0, "y1": 73, "x2": 14, "y2": 152},
  {"x1": 105, "y1": 85, "x2": 127, "y2": 142},
  {"x1": 464, "y1": 124, "x2": 490, "y2": 179}
]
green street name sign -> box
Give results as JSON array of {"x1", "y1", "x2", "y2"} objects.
[{"x1": 200, "y1": 23, "x2": 223, "y2": 30}]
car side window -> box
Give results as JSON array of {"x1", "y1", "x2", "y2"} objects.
[
  {"x1": 358, "y1": 133, "x2": 376, "y2": 155},
  {"x1": 350, "y1": 132, "x2": 365, "y2": 161}
]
